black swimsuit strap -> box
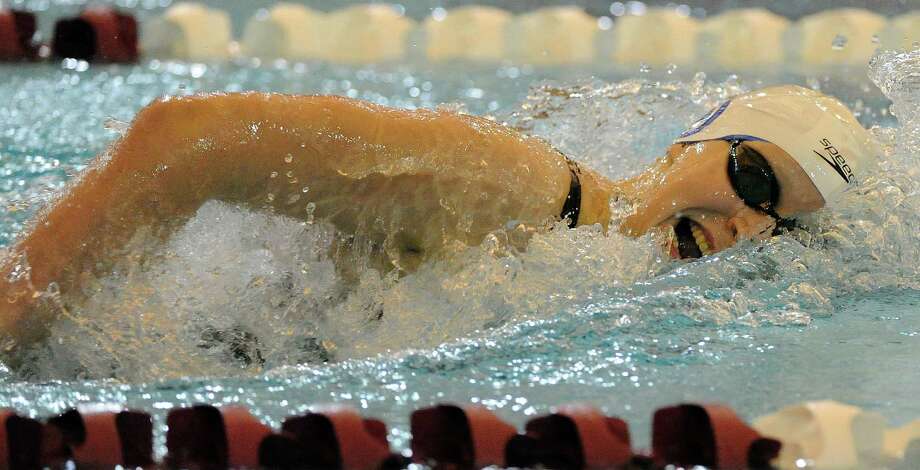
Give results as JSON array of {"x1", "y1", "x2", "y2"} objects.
[{"x1": 560, "y1": 156, "x2": 582, "y2": 229}]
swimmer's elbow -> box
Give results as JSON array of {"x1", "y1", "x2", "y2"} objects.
[
  {"x1": 106, "y1": 95, "x2": 238, "y2": 198},
  {"x1": 117, "y1": 94, "x2": 242, "y2": 169},
  {"x1": 129, "y1": 95, "x2": 213, "y2": 137},
  {"x1": 121, "y1": 97, "x2": 190, "y2": 152}
]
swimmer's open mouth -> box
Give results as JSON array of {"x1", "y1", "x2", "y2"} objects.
[{"x1": 673, "y1": 217, "x2": 713, "y2": 259}]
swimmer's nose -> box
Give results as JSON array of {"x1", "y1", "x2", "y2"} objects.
[{"x1": 729, "y1": 208, "x2": 777, "y2": 242}]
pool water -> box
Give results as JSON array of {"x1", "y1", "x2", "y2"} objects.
[{"x1": 0, "y1": 46, "x2": 918, "y2": 457}]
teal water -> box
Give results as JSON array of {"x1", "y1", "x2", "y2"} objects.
[{"x1": 0, "y1": 50, "x2": 918, "y2": 457}]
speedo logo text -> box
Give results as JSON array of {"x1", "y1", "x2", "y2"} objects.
[{"x1": 814, "y1": 138, "x2": 856, "y2": 185}]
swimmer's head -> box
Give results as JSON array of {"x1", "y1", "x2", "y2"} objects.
[{"x1": 621, "y1": 85, "x2": 880, "y2": 259}]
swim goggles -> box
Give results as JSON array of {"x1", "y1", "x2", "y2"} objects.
[{"x1": 727, "y1": 139, "x2": 798, "y2": 236}]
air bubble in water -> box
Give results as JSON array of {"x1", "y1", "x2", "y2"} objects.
[
  {"x1": 831, "y1": 34, "x2": 848, "y2": 50},
  {"x1": 302, "y1": 186, "x2": 310, "y2": 193},
  {"x1": 269, "y1": 171, "x2": 278, "y2": 178},
  {"x1": 266, "y1": 193, "x2": 275, "y2": 202},
  {"x1": 284, "y1": 154, "x2": 293, "y2": 163},
  {"x1": 638, "y1": 63, "x2": 651, "y2": 73}
]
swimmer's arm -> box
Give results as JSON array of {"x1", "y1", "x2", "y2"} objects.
[{"x1": 0, "y1": 93, "x2": 582, "y2": 343}]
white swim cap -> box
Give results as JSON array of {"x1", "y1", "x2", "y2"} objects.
[{"x1": 675, "y1": 85, "x2": 880, "y2": 204}]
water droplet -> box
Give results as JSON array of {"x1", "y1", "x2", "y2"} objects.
[
  {"x1": 270, "y1": 171, "x2": 278, "y2": 178},
  {"x1": 597, "y1": 16, "x2": 613, "y2": 31},
  {"x1": 103, "y1": 117, "x2": 129, "y2": 132},
  {"x1": 305, "y1": 202, "x2": 316, "y2": 224},
  {"x1": 284, "y1": 154, "x2": 293, "y2": 163},
  {"x1": 724, "y1": 74, "x2": 741, "y2": 88},
  {"x1": 301, "y1": 186, "x2": 310, "y2": 193},
  {"x1": 806, "y1": 76, "x2": 821, "y2": 91},
  {"x1": 639, "y1": 63, "x2": 651, "y2": 73},
  {"x1": 831, "y1": 34, "x2": 848, "y2": 50},
  {"x1": 666, "y1": 64, "x2": 678, "y2": 74},
  {"x1": 286, "y1": 170, "x2": 294, "y2": 178},
  {"x1": 6, "y1": 253, "x2": 30, "y2": 283},
  {"x1": 688, "y1": 72, "x2": 707, "y2": 97},
  {"x1": 46, "y1": 282, "x2": 60, "y2": 296}
]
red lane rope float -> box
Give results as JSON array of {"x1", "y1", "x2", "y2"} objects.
[
  {"x1": 0, "y1": 10, "x2": 38, "y2": 61},
  {"x1": 260, "y1": 405, "x2": 404, "y2": 470},
  {"x1": 0, "y1": 402, "x2": 789, "y2": 469},
  {"x1": 507, "y1": 404, "x2": 634, "y2": 469},
  {"x1": 0, "y1": 410, "x2": 44, "y2": 470},
  {"x1": 166, "y1": 404, "x2": 273, "y2": 470},
  {"x1": 411, "y1": 404, "x2": 518, "y2": 468},
  {"x1": 652, "y1": 404, "x2": 781, "y2": 470},
  {"x1": 51, "y1": 7, "x2": 137, "y2": 62},
  {"x1": 165, "y1": 404, "x2": 404, "y2": 470},
  {"x1": 45, "y1": 408, "x2": 154, "y2": 468}
]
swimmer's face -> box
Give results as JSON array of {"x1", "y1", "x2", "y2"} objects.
[{"x1": 621, "y1": 140, "x2": 825, "y2": 259}]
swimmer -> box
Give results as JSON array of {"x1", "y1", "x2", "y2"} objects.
[{"x1": 0, "y1": 85, "x2": 878, "y2": 349}]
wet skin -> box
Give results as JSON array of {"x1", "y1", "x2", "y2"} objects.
[{"x1": 0, "y1": 93, "x2": 825, "y2": 348}]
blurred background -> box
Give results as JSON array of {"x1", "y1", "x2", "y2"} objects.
[{"x1": 3, "y1": 0, "x2": 915, "y2": 40}]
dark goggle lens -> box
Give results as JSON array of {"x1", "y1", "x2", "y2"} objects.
[
  {"x1": 728, "y1": 142, "x2": 779, "y2": 210},
  {"x1": 731, "y1": 167, "x2": 774, "y2": 207}
]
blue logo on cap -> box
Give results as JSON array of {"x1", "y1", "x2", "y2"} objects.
[{"x1": 679, "y1": 100, "x2": 731, "y2": 138}]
